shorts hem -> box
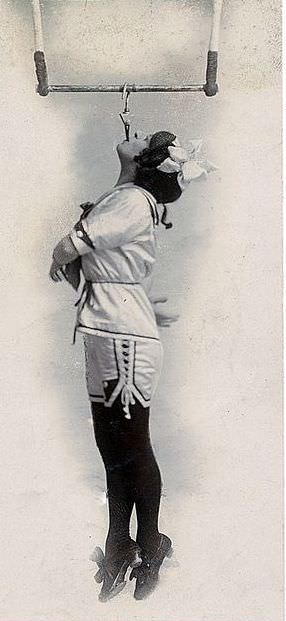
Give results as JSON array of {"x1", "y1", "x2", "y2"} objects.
[
  {"x1": 77, "y1": 324, "x2": 160, "y2": 343},
  {"x1": 89, "y1": 395, "x2": 105, "y2": 403}
]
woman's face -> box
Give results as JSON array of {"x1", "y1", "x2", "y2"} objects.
[{"x1": 116, "y1": 132, "x2": 151, "y2": 165}]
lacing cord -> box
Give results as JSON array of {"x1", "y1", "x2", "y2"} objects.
[
  {"x1": 117, "y1": 340, "x2": 136, "y2": 420},
  {"x1": 121, "y1": 384, "x2": 135, "y2": 419}
]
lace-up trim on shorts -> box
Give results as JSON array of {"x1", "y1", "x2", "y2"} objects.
[{"x1": 83, "y1": 334, "x2": 163, "y2": 418}]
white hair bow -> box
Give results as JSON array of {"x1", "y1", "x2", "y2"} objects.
[{"x1": 157, "y1": 139, "x2": 217, "y2": 190}]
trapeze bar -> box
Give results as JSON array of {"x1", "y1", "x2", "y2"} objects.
[
  {"x1": 49, "y1": 84, "x2": 205, "y2": 93},
  {"x1": 31, "y1": 0, "x2": 223, "y2": 97}
]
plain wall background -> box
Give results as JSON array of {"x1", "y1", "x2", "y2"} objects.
[{"x1": 0, "y1": 1, "x2": 282, "y2": 620}]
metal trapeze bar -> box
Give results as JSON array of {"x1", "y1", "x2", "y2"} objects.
[
  {"x1": 49, "y1": 84, "x2": 205, "y2": 93},
  {"x1": 31, "y1": 0, "x2": 223, "y2": 97}
]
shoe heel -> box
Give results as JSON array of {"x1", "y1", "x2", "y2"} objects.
[{"x1": 99, "y1": 580, "x2": 126, "y2": 602}]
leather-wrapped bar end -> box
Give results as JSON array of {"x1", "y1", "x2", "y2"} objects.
[
  {"x1": 204, "y1": 50, "x2": 218, "y2": 97},
  {"x1": 203, "y1": 82, "x2": 218, "y2": 97},
  {"x1": 34, "y1": 50, "x2": 49, "y2": 96}
]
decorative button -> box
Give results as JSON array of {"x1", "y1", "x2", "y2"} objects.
[
  {"x1": 77, "y1": 230, "x2": 84, "y2": 238},
  {"x1": 103, "y1": 381, "x2": 108, "y2": 388}
]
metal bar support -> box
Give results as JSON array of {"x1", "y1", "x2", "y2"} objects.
[
  {"x1": 204, "y1": 0, "x2": 223, "y2": 96},
  {"x1": 31, "y1": 0, "x2": 49, "y2": 96}
]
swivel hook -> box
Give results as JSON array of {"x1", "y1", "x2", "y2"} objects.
[{"x1": 119, "y1": 83, "x2": 131, "y2": 141}]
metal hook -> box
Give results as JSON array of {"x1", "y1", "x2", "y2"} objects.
[
  {"x1": 122, "y1": 83, "x2": 130, "y2": 113},
  {"x1": 119, "y1": 114, "x2": 130, "y2": 142},
  {"x1": 120, "y1": 83, "x2": 131, "y2": 141}
]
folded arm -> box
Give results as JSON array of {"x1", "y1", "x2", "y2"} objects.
[{"x1": 49, "y1": 235, "x2": 79, "y2": 282}]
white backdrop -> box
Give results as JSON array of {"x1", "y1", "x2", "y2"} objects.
[{"x1": 0, "y1": 1, "x2": 282, "y2": 620}]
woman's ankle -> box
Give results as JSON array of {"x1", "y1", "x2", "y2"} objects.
[{"x1": 136, "y1": 531, "x2": 161, "y2": 556}]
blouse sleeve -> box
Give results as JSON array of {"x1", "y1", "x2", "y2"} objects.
[{"x1": 69, "y1": 189, "x2": 152, "y2": 256}]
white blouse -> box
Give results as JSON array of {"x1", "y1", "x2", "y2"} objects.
[{"x1": 69, "y1": 183, "x2": 160, "y2": 342}]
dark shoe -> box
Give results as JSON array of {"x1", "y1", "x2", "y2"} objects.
[
  {"x1": 93, "y1": 540, "x2": 142, "y2": 602},
  {"x1": 130, "y1": 534, "x2": 173, "y2": 600}
]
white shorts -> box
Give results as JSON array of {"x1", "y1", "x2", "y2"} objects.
[{"x1": 83, "y1": 334, "x2": 163, "y2": 418}]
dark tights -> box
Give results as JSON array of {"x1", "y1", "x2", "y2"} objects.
[{"x1": 91, "y1": 400, "x2": 162, "y2": 557}]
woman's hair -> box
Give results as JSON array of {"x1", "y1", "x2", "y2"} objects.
[{"x1": 134, "y1": 131, "x2": 182, "y2": 205}]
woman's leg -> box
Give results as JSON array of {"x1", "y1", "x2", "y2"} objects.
[
  {"x1": 128, "y1": 403, "x2": 162, "y2": 555},
  {"x1": 99, "y1": 399, "x2": 171, "y2": 601},
  {"x1": 91, "y1": 402, "x2": 135, "y2": 553},
  {"x1": 91, "y1": 400, "x2": 162, "y2": 555},
  {"x1": 128, "y1": 406, "x2": 172, "y2": 600}
]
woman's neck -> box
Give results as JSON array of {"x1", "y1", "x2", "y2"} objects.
[
  {"x1": 114, "y1": 163, "x2": 137, "y2": 187},
  {"x1": 114, "y1": 173, "x2": 133, "y2": 186}
]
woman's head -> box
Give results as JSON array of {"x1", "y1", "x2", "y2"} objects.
[
  {"x1": 134, "y1": 131, "x2": 182, "y2": 204},
  {"x1": 116, "y1": 130, "x2": 182, "y2": 205}
]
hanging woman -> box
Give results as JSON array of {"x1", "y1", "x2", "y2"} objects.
[{"x1": 49, "y1": 130, "x2": 213, "y2": 602}]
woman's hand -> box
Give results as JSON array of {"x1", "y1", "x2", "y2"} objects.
[
  {"x1": 49, "y1": 258, "x2": 66, "y2": 282},
  {"x1": 49, "y1": 235, "x2": 80, "y2": 283},
  {"x1": 151, "y1": 296, "x2": 179, "y2": 328}
]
